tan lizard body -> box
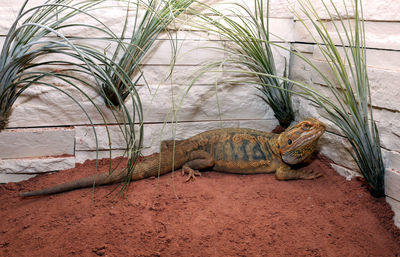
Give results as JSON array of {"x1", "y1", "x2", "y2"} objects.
[{"x1": 19, "y1": 118, "x2": 326, "y2": 197}]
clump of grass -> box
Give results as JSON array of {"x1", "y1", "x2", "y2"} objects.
[
  {"x1": 290, "y1": 0, "x2": 385, "y2": 197},
  {"x1": 0, "y1": 0, "x2": 112, "y2": 130},
  {"x1": 103, "y1": 0, "x2": 195, "y2": 107},
  {"x1": 0, "y1": 0, "x2": 145, "y2": 197},
  {"x1": 191, "y1": 0, "x2": 294, "y2": 128}
]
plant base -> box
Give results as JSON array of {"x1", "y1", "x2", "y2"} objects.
[{"x1": 0, "y1": 116, "x2": 7, "y2": 131}]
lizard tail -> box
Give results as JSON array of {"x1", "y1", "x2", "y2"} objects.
[{"x1": 19, "y1": 171, "x2": 125, "y2": 197}]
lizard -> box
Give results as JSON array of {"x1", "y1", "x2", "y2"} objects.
[{"x1": 19, "y1": 118, "x2": 326, "y2": 197}]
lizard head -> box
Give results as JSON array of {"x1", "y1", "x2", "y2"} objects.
[{"x1": 277, "y1": 118, "x2": 326, "y2": 165}]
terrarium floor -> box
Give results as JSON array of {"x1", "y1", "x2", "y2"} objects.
[{"x1": 1, "y1": 155, "x2": 399, "y2": 256}]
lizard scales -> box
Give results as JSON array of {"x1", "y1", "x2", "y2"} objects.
[{"x1": 19, "y1": 118, "x2": 326, "y2": 197}]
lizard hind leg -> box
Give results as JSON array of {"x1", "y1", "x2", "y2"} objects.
[
  {"x1": 182, "y1": 150, "x2": 215, "y2": 182},
  {"x1": 275, "y1": 162, "x2": 322, "y2": 180}
]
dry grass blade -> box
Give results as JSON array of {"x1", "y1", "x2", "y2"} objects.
[
  {"x1": 103, "y1": 0, "x2": 195, "y2": 107},
  {"x1": 291, "y1": 0, "x2": 385, "y2": 197},
  {"x1": 188, "y1": 0, "x2": 295, "y2": 128}
]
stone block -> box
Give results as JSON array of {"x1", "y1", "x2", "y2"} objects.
[
  {"x1": 75, "y1": 125, "x2": 131, "y2": 151},
  {"x1": 0, "y1": 1, "x2": 133, "y2": 36},
  {"x1": 294, "y1": 20, "x2": 400, "y2": 51},
  {"x1": 6, "y1": 79, "x2": 275, "y2": 128},
  {"x1": 6, "y1": 83, "x2": 125, "y2": 128},
  {"x1": 141, "y1": 38, "x2": 226, "y2": 66},
  {"x1": 382, "y1": 150, "x2": 400, "y2": 170},
  {"x1": 364, "y1": 110, "x2": 400, "y2": 152},
  {"x1": 312, "y1": 47, "x2": 400, "y2": 71},
  {"x1": 293, "y1": 0, "x2": 400, "y2": 21},
  {"x1": 0, "y1": 173, "x2": 37, "y2": 184},
  {"x1": 386, "y1": 197, "x2": 400, "y2": 228},
  {"x1": 330, "y1": 163, "x2": 360, "y2": 181},
  {"x1": 0, "y1": 127, "x2": 75, "y2": 159},
  {"x1": 139, "y1": 83, "x2": 275, "y2": 123},
  {"x1": 207, "y1": 0, "x2": 295, "y2": 19},
  {"x1": 291, "y1": 55, "x2": 400, "y2": 113},
  {"x1": 0, "y1": 156, "x2": 75, "y2": 174},
  {"x1": 319, "y1": 132, "x2": 359, "y2": 171},
  {"x1": 139, "y1": 60, "x2": 237, "y2": 89},
  {"x1": 385, "y1": 168, "x2": 400, "y2": 201}
]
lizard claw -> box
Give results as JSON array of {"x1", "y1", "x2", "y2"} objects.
[
  {"x1": 182, "y1": 166, "x2": 201, "y2": 182},
  {"x1": 302, "y1": 169, "x2": 322, "y2": 179}
]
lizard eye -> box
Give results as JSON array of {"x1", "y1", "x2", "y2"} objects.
[
  {"x1": 303, "y1": 123, "x2": 311, "y2": 129},
  {"x1": 288, "y1": 139, "x2": 292, "y2": 145}
]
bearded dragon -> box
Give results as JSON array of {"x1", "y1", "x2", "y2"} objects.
[{"x1": 19, "y1": 118, "x2": 326, "y2": 197}]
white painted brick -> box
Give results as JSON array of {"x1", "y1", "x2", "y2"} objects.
[
  {"x1": 269, "y1": 0, "x2": 295, "y2": 18},
  {"x1": 293, "y1": 0, "x2": 400, "y2": 21},
  {"x1": 23, "y1": 35, "x2": 225, "y2": 67},
  {"x1": 139, "y1": 65, "x2": 220, "y2": 86},
  {"x1": 6, "y1": 79, "x2": 275, "y2": 128},
  {"x1": 366, "y1": 110, "x2": 400, "y2": 152},
  {"x1": 178, "y1": 16, "x2": 294, "y2": 41},
  {"x1": 319, "y1": 132, "x2": 359, "y2": 171},
  {"x1": 368, "y1": 68, "x2": 400, "y2": 113},
  {"x1": 291, "y1": 56, "x2": 400, "y2": 113},
  {"x1": 207, "y1": 0, "x2": 295, "y2": 19},
  {"x1": 0, "y1": 127, "x2": 74, "y2": 159},
  {"x1": 57, "y1": 2, "x2": 140, "y2": 38},
  {"x1": 139, "y1": 83, "x2": 275, "y2": 123},
  {"x1": 0, "y1": 6, "x2": 18, "y2": 35},
  {"x1": 385, "y1": 168, "x2": 400, "y2": 201},
  {"x1": 383, "y1": 150, "x2": 400, "y2": 171},
  {"x1": 0, "y1": 0, "x2": 296, "y2": 38},
  {"x1": 312, "y1": 47, "x2": 400, "y2": 71},
  {"x1": 269, "y1": 18, "x2": 295, "y2": 42},
  {"x1": 292, "y1": 43, "x2": 314, "y2": 54},
  {"x1": 0, "y1": 173, "x2": 36, "y2": 184},
  {"x1": 75, "y1": 125, "x2": 130, "y2": 151},
  {"x1": 0, "y1": 156, "x2": 75, "y2": 174},
  {"x1": 294, "y1": 20, "x2": 400, "y2": 51},
  {"x1": 330, "y1": 163, "x2": 360, "y2": 181},
  {"x1": 6, "y1": 83, "x2": 123, "y2": 128},
  {"x1": 0, "y1": 0, "x2": 130, "y2": 36},
  {"x1": 141, "y1": 38, "x2": 226, "y2": 66},
  {"x1": 386, "y1": 197, "x2": 400, "y2": 228}
]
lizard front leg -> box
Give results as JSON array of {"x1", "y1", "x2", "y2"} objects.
[
  {"x1": 275, "y1": 162, "x2": 322, "y2": 180},
  {"x1": 182, "y1": 150, "x2": 215, "y2": 182}
]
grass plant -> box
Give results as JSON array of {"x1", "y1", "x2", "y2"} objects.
[
  {"x1": 0, "y1": 0, "x2": 145, "y2": 196},
  {"x1": 103, "y1": 0, "x2": 195, "y2": 107},
  {"x1": 289, "y1": 0, "x2": 385, "y2": 197},
  {"x1": 191, "y1": 0, "x2": 294, "y2": 128}
]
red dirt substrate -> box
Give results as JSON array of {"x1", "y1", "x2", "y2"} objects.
[{"x1": 1, "y1": 155, "x2": 399, "y2": 257}]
